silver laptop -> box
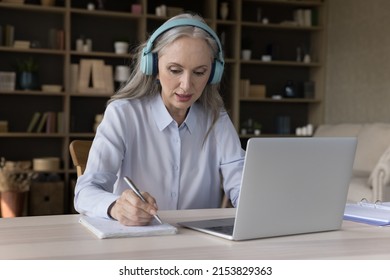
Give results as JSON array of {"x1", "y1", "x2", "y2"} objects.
[{"x1": 179, "y1": 137, "x2": 357, "y2": 241}]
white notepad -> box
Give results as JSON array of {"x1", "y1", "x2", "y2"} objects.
[{"x1": 79, "y1": 216, "x2": 178, "y2": 239}]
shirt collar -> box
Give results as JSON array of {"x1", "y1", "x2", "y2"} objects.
[
  {"x1": 184, "y1": 104, "x2": 199, "y2": 134},
  {"x1": 151, "y1": 94, "x2": 173, "y2": 131},
  {"x1": 151, "y1": 94, "x2": 199, "y2": 133}
]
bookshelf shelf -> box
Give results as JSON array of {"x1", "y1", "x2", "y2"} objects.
[
  {"x1": 0, "y1": 90, "x2": 64, "y2": 96},
  {"x1": 70, "y1": 50, "x2": 132, "y2": 59},
  {"x1": 0, "y1": 46, "x2": 66, "y2": 55},
  {"x1": 0, "y1": 2, "x2": 66, "y2": 12},
  {"x1": 0, "y1": 132, "x2": 66, "y2": 138},
  {"x1": 240, "y1": 97, "x2": 321, "y2": 103},
  {"x1": 70, "y1": 8, "x2": 142, "y2": 19}
]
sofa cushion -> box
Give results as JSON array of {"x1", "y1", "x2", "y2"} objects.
[
  {"x1": 314, "y1": 124, "x2": 361, "y2": 137},
  {"x1": 314, "y1": 124, "x2": 362, "y2": 174},
  {"x1": 354, "y1": 123, "x2": 390, "y2": 174},
  {"x1": 347, "y1": 176, "x2": 372, "y2": 202},
  {"x1": 314, "y1": 123, "x2": 390, "y2": 175}
]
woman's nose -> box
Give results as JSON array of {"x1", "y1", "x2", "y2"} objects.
[{"x1": 180, "y1": 72, "x2": 191, "y2": 90}]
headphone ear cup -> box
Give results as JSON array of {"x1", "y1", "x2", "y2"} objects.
[
  {"x1": 152, "y1": 52, "x2": 158, "y2": 75},
  {"x1": 140, "y1": 47, "x2": 155, "y2": 75},
  {"x1": 208, "y1": 59, "x2": 224, "y2": 84}
]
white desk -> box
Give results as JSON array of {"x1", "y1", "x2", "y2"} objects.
[{"x1": 1, "y1": 208, "x2": 390, "y2": 259}]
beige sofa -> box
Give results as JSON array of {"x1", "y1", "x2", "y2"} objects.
[{"x1": 314, "y1": 123, "x2": 390, "y2": 203}]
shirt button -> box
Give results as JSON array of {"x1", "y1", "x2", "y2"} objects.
[
  {"x1": 171, "y1": 192, "x2": 176, "y2": 198},
  {"x1": 174, "y1": 165, "x2": 179, "y2": 170}
]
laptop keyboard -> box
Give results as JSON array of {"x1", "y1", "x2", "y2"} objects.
[{"x1": 205, "y1": 225, "x2": 234, "y2": 235}]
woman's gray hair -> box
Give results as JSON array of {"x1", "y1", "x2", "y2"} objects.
[{"x1": 108, "y1": 13, "x2": 226, "y2": 140}]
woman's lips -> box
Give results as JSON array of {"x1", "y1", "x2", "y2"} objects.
[{"x1": 175, "y1": 93, "x2": 192, "y2": 102}]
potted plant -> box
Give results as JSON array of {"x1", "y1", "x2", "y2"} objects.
[
  {"x1": 0, "y1": 158, "x2": 36, "y2": 217},
  {"x1": 16, "y1": 57, "x2": 39, "y2": 90},
  {"x1": 253, "y1": 121, "x2": 262, "y2": 135}
]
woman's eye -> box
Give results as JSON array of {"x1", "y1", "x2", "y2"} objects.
[
  {"x1": 168, "y1": 67, "x2": 206, "y2": 76},
  {"x1": 169, "y1": 68, "x2": 182, "y2": 74},
  {"x1": 194, "y1": 71, "x2": 206, "y2": 76}
]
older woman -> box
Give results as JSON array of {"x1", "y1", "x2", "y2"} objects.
[{"x1": 74, "y1": 13, "x2": 244, "y2": 226}]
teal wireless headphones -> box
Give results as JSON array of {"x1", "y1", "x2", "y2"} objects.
[{"x1": 140, "y1": 18, "x2": 225, "y2": 84}]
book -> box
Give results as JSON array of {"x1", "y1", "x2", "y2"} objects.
[
  {"x1": 45, "y1": 111, "x2": 57, "y2": 133},
  {"x1": 104, "y1": 65, "x2": 114, "y2": 94},
  {"x1": 13, "y1": 40, "x2": 30, "y2": 49},
  {"x1": 91, "y1": 59, "x2": 106, "y2": 90},
  {"x1": 56, "y1": 29, "x2": 64, "y2": 50},
  {"x1": 0, "y1": 25, "x2": 3, "y2": 46},
  {"x1": 78, "y1": 59, "x2": 93, "y2": 92},
  {"x1": 27, "y1": 112, "x2": 41, "y2": 132},
  {"x1": 57, "y1": 111, "x2": 64, "y2": 133},
  {"x1": 240, "y1": 79, "x2": 250, "y2": 97},
  {"x1": 70, "y1": 64, "x2": 79, "y2": 93},
  {"x1": 48, "y1": 28, "x2": 57, "y2": 49},
  {"x1": 5, "y1": 24, "x2": 14, "y2": 47},
  {"x1": 36, "y1": 112, "x2": 49, "y2": 133},
  {"x1": 303, "y1": 9, "x2": 312, "y2": 27},
  {"x1": 78, "y1": 59, "x2": 107, "y2": 93},
  {"x1": 344, "y1": 201, "x2": 390, "y2": 226},
  {"x1": 79, "y1": 215, "x2": 178, "y2": 239}
]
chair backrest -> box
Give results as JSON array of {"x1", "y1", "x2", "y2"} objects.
[{"x1": 69, "y1": 140, "x2": 92, "y2": 177}]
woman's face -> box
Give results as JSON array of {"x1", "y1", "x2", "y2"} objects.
[{"x1": 157, "y1": 36, "x2": 212, "y2": 122}]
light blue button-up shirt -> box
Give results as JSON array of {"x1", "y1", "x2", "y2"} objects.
[{"x1": 74, "y1": 94, "x2": 245, "y2": 219}]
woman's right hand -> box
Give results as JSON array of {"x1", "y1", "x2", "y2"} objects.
[{"x1": 108, "y1": 189, "x2": 159, "y2": 226}]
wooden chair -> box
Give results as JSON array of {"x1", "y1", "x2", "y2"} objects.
[
  {"x1": 220, "y1": 193, "x2": 231, "y2": 208},
  {"x1": 69, "y1": 140, "x2": 92, "y2": 177},
  {"x1": 69, "y1": 139, "x2": 231, "y2": 207}
]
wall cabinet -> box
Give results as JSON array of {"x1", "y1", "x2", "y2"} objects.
[{"x1": 0, "y1": 0, "x2": 325, "y2": 215}]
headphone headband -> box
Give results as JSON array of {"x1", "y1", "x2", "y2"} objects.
[
  {"x1": 144, "y1": 18, "x2": 224, "y2": 63},
  {"x1": 141, "y1": 18, "x2": 225, "y2": 84}
]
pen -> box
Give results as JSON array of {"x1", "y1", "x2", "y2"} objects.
[{"x1": 123, "y1": 176, "x2": 163, "y2": 224}]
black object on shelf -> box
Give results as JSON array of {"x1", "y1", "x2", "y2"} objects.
[{"x1": 283, "y1": 80, "x2": 297, "y2": 98}]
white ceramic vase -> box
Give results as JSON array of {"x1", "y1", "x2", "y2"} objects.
[
  {"x1": 220, "y1": 2, "x2": 229, "y2": 20},
  {"x1": 114, "y1": 41, "x2": 129, "y2": 54},
  {"x1": 241, "y1": 49, "x2": 252, "y2": 60}
]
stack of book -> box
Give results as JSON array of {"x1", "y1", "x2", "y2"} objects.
[
  {"x1": 48, "y1": 28, "x2": 64, "y2": 50},
  {"x1": 70, "y1": 59, "x2": 114, "y2": 94},
  {"x1": 240, "y1": 79, "x2": 266, "y2": 98},
  {"x1": 13, "y1": 40, "x2": 30, "y2": 49},
  {"x1": 26, "y1": 111, "x2": 64, "y2": 133},
  {"x1": 294, "y1": 9, "x2": 314, "y2": 27}
]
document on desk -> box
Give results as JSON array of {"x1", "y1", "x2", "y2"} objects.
[
  {"x1": 343, "y1": 202, "x2": 390, "y2": 226},
  {"x1": 79, "y1": 216, "x2": 178, "y2": 239}
]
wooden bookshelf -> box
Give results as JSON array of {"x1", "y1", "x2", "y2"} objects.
[{"x1": 0, "y1": 0, "x2": 326, "y2": 215}]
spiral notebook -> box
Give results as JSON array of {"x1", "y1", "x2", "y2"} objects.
[
  {"x1": 344, "y1": 200, "x2": 390, "y2": 226},
  {"x1": 79, "y1": 215, "x2": 178, "y2": 239}
]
